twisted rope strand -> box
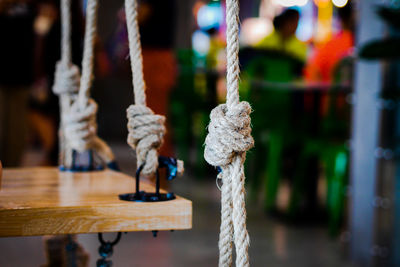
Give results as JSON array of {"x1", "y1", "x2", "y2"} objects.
[
  {"x1": 60, "y1": 0, "x2": 72, "y2": 65},
  {"x1": 125, "y1": 0, "x2": 146, "y2": 106},
  {"x1": 204, "y1": 0, "x2": 253, "y2": 266},
  {"x1": 225, "y1": 0, "x2": 240, "y2": 111},
  {"x1": 78, "y1": 0, "x2": 98, "y2": 109},
  {"x1": 219, "y1": 169, "x2": 233, "y2": 267},
  {"x1": 231, "y1": 157, "x2": 250, "y2": 267}
]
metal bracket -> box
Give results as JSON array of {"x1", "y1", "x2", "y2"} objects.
[{"x1": 118, "y1": 156, "x2": 178, "y2": 202}]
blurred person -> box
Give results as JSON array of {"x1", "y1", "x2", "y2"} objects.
[
  {"x1": 256, "y1": 9, "x2": 307, "y2": 62},
  {"x1": 304, "y1": 3, "x2": 354, "y2": 117},
  {"x1": 0, "y1": 0, "x2": 36, "y2": 167},
  {"x1": 305, "y1": 3, "x2": 354, "y2": 82}
]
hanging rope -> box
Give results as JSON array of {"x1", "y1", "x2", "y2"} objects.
[
  {"x1": 52, "y1": 0, "x2": 80, "y2": 165},
  {"x1": 204, "y1": 0, "x2": 254, "y2": 266},
  {"x1": 54, "y1": 0, "x2": 115, "y2": 166},
  {"x1": 124, "y1": 0, "x2": 179, "y2": 176}
]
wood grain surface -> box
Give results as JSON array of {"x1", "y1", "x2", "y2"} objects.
[{"x1": 0, "y1": 167, "x2": 192, "y2": 237}]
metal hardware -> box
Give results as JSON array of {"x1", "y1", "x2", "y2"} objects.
[
  {"x1": 118, "y1": 156, "x2": 178, "y2": 202},
  {"x1": 96, "y1": 232, "x2": 122, "y2": 267}
]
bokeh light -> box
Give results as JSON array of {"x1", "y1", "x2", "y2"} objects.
[
  {"x1": 197, "y1": 3, "x2": 223, "y2": 30},
  {"x1": 192, "y1": 30, "x2": 210, "y2": 56},
  {"x1": 241, "y1": 18, "x2": 272, "y2": 46},
  {"x1": 332, "y1": 0, "x2": 348, "y2": 8},
  {"x1": 273, "y1": 0, "x2": 309, "y2": 7}
]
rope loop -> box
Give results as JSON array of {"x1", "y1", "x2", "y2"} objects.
[{"x1": 126, "y1": 104, "x2": 166, "y2": 175}]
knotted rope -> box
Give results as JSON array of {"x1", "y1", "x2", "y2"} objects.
[
  {"x1": 53, "y1": 63, "x2": 80, "y2": 96},
  {"x1": 204, "y1": 0, "x2": 254, "y2": 266},
  {"x1": 124, "y1": 0, "x2": 180, "y2": 176},
  {"x1": 52, "y1": 0, "x2": 80, "y2": 165},
  {"x1": 53, "y1": 0, "x2": 115, "y2": 166}
]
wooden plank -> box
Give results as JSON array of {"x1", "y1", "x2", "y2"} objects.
[{"x1": 0, "y1": 167, "x2": 192, "y2": 237}]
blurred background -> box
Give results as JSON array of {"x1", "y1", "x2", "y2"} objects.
[{"x1": 0, "y1": 0, "x2": 399, "y2": 266}]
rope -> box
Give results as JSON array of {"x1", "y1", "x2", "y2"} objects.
[
  {"x1": 53, "y1": 0, "x2": 81, "y2": 166},
  {"x1": 61, "y1": 0, "x2": 72, "y2": 65},
  {"x1": 53, "y1": 0, "x2": 115, "y2": 166},
  {"x1": 204, "y1": 0, "x2": 254, "y2": 266},
  {"x1": 77, "y1": 0, "x2": 97, "y2": 109},
  {"x1": 124, "y1": 0, "x2": 169, "y2": 176}
]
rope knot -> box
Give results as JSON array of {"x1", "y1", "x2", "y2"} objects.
[
  {"x1": 63, "y1": 98, "x2": 98, "y2": 152},
  {"x1": 204, "y1": 101, "x2": 254, "y2": 168},
  {"x1": 53, "y1": 61, "x2": 80, "y2": 96},
  {"x1": 127, "y1": 105, "x2": 166, "y2": 175}
]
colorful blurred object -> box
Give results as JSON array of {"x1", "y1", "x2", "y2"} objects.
[
  {"x1": 273, "y1": 0, "x2": 309, "y2": 7},
  {"x1": 306, "y1": 30, "x2": 353, "y2": 81},
  {"x1": 197, "y1": 2, "x2": 223, "y2": 30},
  {"x1": 315, "y1": 0, "x2": 333, "y2": 43},
  {"x1": 332, "y1": 0, "x2": 348, "y2": 8},
  {"x1": 192, "y1": 30, "x2": 210, "y2": 57},
  {"x1": 241, "y1": 18, "x2": 272, "y2": 46}
]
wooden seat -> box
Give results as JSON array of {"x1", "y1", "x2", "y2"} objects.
[{"x1": 0, "y1": 167, "x2": 192, "y2": 237}]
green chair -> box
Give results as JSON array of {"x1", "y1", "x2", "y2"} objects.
[
  {"x1": 170, "y1": 49, "x2": 197, "y2": 165},
  {"x1": 240, "y1": 48, "x2": 304, "y2": 209},
  {"x1": 169, "y1": 49, "x2": 216, "y2": 177},
  {"x1": 288, "y1": 58, "x2": 353, "y2": 235}
]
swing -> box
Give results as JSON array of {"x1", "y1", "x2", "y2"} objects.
[
  {"x1": 0, "y1": 0, "x2": 191, "y2": 238},
  {"x1": 1, "y1": 0, "x2": 251, "y2": 266}
]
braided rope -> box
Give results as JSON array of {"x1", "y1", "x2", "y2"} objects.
[{"x1": 204, "y1": 0, "x2": 254, "y2": 266}]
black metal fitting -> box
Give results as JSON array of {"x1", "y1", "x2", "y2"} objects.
[{"x1": 118, "y1": 155, "x2": 178, "y2": 202}]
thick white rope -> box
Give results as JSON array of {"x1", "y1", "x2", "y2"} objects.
[
  {"x1": 54, "y1": 0, "x2": 115, "y2": 166},
  {"x1": 124, "y1": 0, "x2": 181, "y2": 176},
  {"x1": 204, "y1": 0, "x2": 254, "y2": 266}
]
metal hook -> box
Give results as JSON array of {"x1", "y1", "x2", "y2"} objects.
[
  {"x1": 98, "y1": 232, "x2": 122, "y2": 246},
  {"x1": 97, "y1": 232, "x2": 122, "y2": 267}
]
